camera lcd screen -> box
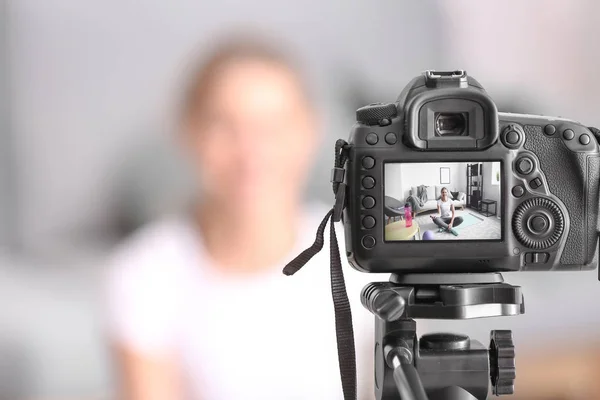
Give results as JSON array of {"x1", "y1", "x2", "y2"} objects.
[{"x1": 384, "y1": 162, "x2": 502, "y2": 241}]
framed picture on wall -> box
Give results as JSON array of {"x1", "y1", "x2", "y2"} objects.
[{"x1": 440, "y1": 167, "x2": 450, "y2": 184}]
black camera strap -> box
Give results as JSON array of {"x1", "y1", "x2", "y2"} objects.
[{"x1": 283, "y1": 140, "x2": 356, "y2": 400}]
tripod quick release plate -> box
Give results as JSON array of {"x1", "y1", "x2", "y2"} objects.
[{"x1": 362, "y1": 273, "x2": 524, "y2": 321}]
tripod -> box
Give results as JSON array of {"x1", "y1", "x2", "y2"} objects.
[{"x1": 361, "y1": 273, "x2": 524, "y2": 400}]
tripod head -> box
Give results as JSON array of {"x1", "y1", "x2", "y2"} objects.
[{"x1": 362, "y1": 273, "x2": 523, "y2": 400}]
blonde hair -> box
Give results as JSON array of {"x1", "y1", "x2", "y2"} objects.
[{"x1": 180, "y1": 34, "x2": 309, "y2": 121}]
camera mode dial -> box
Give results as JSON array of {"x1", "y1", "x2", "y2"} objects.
[{"x1": 356, "y1": 103, "x2": 398, "y2": 126}]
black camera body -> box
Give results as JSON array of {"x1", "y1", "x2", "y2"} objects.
[{"x1": 343, "y1": 70, "x2": 600, "y2": 274}]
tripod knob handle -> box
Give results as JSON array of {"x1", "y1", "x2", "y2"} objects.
[
  {"x1": 361, "y1": 283, "x2": 406, "y2": 321},
  {"x1": 489, "y1": 330, "x2": 516, "y2": 396}
]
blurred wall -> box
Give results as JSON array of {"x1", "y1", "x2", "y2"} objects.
[
  {"x1": 7, "y1": 0, "x2": 444, "y2": 254},
  {"x1": 0, "y1": 0, "x2": 14, "y2": 249},
  {"x1": 0, "y1": 256, "x2": 113, "y2": 399},
  {"x1": 438, "y1": 0, "x2": 600, "y2": 124}
]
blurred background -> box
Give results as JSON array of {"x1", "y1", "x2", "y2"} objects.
[{"x1": 1, "y1": 0, "x2": 600, "y2": 398}]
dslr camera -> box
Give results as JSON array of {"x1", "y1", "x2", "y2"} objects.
[
  {"x1": 285, "y1": 70, "x2": 600, "y2": 400},
  {"x1": 344, "y1": 70, "x2": 600, "y2": 274}
]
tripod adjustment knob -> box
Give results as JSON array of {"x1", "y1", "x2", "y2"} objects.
[
  {"x1": 489, "y1": 330, "x2": 516, "y2": 396},
  {"x1": 361, "y1": 283, "x2": 406, "y2": 321}
]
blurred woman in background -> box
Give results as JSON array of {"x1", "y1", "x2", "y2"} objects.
[{"x1": 106, "y1": 35, "x2": 373, "y2": 400}]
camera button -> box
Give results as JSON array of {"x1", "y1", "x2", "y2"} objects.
[
  {"x1": 579, "y1": 134, "x2": 591, "y2": 145},
  {"x1": 515, "y1": 157, "x2": 534, "y2": 175},
  {"x1": 362, "y1": 176, "x2": 375, "y2": 189},
  {"x1": 528, "y1": 215, "x2": 549, "y2": 234},
  {"x1": 362, "y1": 235, "x2": 376, "y2": 249},
  {"x1": 362, "y1": 216, "x2": 376, "y2": 229},
  {"x1": 362, "y1": 196, "x2": 376, "y2": 209},
  {"x1": 501, "y1": 124, "x2": 524, "y2": 149},
  {"x1": 544, "y1": 124, "x2": 556, "y2": 136},
  {"x1": 506, "y1": 130, "x2": 520, "y2": 144},
  {"x1": 512, "y1": 185, "x2": 525, "y2": 198},
  {"x1": 563, "y1": 129, "x2": 575, "y2": 140},
  {"x1": 385, "y1": 132, "x2": 397, "y2": 145},
  {"x1": 524, "y1": 252, "x2": 549, "y2": 264},
  {"x1": 529, "y1": 177, "x2": 543, "y2": 189},
  {"x1": 362, "y1": 156, "x2": 375, "y2": 169},
  {"x1": 366, "y1": 132, "x2": 379, "y2": 145}
]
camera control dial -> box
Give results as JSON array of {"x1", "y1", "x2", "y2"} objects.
[
  {"x1": 512, "y1": 197, "x2": 564, "y2": 249},
  {"x1": 356, "y1": 103, "x2": 398, "y2": 126}
]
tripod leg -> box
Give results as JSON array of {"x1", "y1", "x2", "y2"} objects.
[
  {"x1": 390, "y1": 355, "x2": 429, "y2": 400},
  {"x1": 427, "y1": 386, "x2": 480, "y2": 400}
]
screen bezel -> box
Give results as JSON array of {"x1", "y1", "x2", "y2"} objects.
[{"x1": 382, "y1": 160, "x2": 505, "y2": 243}]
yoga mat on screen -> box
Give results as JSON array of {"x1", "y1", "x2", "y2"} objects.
[{"x1": 454, "y1": 212, "x2": 485, "y2": 230}]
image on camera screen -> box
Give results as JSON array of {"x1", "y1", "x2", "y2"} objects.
[{"x1": 384, "y1": 162, "x2": 502, "y2": 241}]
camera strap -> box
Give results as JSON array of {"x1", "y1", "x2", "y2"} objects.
[{"x1": 283, "y1": 140, "x2": 357, "y2": 400}]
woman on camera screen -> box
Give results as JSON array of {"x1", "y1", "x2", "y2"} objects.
[{"x1": 430, "y1": 187, "x2": 464, "y2": 236}]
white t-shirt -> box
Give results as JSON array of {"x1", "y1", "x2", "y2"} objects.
[
  {"x1": 105, "y1": 206, "x2": 380, "y2": 400},
  {"x1": 437, "y1": 198, "x2": 452, "y2": 218}
]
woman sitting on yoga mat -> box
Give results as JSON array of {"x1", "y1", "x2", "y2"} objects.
[{"x1": 430, "y1": 187, "x2": 463, "y2": 236}]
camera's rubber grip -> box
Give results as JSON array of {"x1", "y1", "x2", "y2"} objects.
[{"x1": 523, "y1": 125, "x2": 600, "y2": 266}]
